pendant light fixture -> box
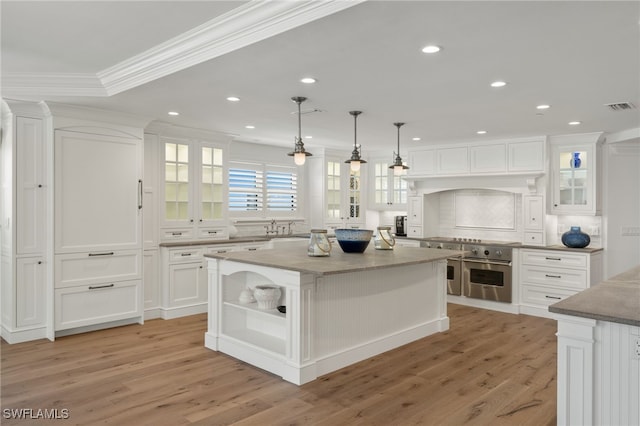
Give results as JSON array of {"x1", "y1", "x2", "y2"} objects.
[
  {"x1": 390, "y1": 122, "x2": 409, "y2": 176},
  {"x1": 288, "y1": 96, "x2": 312, "y2": 165},
  {"x1": 345, "y1": 110, "x2": 366, "y2": 172}
]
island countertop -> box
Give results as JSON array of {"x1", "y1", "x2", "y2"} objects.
[
  {"x1": 204, "y1": 245, "x2": 461, "y2": 276},
  {"x1": 548, "y1": 265, "x2": 640, "y2": 327}
]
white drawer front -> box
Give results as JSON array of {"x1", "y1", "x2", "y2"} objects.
[
  {"x1": 521, "y1": 265, "x2": 587, "y2": 290},
  {"x1": 55, "y1": 280, "x2": 142, "y2": 330},
  {"x1": 521, "y1": 284, "x2": 577, "y2": 307},
  {"x1": 168, "y1": 248, "x2": 203, "y2": 262},
  {"x1": 407, "y1": 226, "x2": 423, "y2": 238},
  {"x1": 206, "y1": 245, "x2": 235, "y2": 254},
  {"x1": 55, "y1": 250, "x2": 141, "y2": 288},
  {"x1": 160, "y1": 228, "x2": 194, "y2": 241},
  {"x1": 523, "y1": 232, "x2": 544, "y2": 246},
  {"x1": 198, "y1": 227, "x2": 228, "y2": 239},
  {"x1": 521, "y1": 250, "x2": 588, "y2": 269}
]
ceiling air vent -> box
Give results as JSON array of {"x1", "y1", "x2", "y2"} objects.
[{"x1": 604, "y1": 102, "x2": 636, "y2": 111}]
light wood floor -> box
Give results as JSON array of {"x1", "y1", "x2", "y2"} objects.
[{"x1": 1, "y1": 304, "x2": 558, "y2": 425}]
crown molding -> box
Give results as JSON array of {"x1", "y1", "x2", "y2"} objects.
[
  {"x1": 98, "y1": 0, "x2": 365, "y2": 95},
  {"x1": 1, "y1": 73, "x2": 107, "y2": 97},
  {"x1": 2, "y1": 0, "x2": 364, "y2": 98}
]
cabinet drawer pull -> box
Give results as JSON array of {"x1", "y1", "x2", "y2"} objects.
[
  {"x1": 545, "y1": 295, "x2": 562, "y2": 300},
  {"x1": 172, "y1": 232, "x2": 183, "y2": 236},
  {"x1": 89, "y1": 283, "x2": 115, "y2": 290},
  {"x1": 88, "y1": 252, "x2": 114, "y2": 257},
  {"x1": 181, "y1": 253, "x2": 192, "y2": 257},
  {"x1": 545, "y1": 257, "x2": 562, "y2": 261},
  {"x1": 545, "y1": 274, "x2": 562, "y2": 279},
  {"x1": 208, "y1": 231, "x2": 218, "y2": 234},
  {"x1": 247, "y1": 248, "x2": 258, "y2": 251},
  {"x1": 217, "y1": 250, "x2": 228, "y2": 253}
]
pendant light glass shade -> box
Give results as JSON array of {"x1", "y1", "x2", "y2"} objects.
[
  {"x1": 390, "y1": 122, "x2": 409, "y2": 176},
  {"x1": 345, "y1": 110, "x2": 366, "y2": 172},
  {"x1": 287, "y1": 96, "x2": 312, "y2": 165}
]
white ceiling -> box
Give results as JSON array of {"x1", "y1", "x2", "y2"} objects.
[{"x1": 2, "y1": 1, "x2": 639, "y2": 155}]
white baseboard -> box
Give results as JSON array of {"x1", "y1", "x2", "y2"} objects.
[
  {"x1": 1, "y1": 325, "x2": 49, "y2": 344},
  {"x1": 160, "y1": 304, "x2": 207, "y2": 320}
]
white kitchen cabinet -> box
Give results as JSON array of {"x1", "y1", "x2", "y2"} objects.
[
  {"x1": 309, "y1": 152, "x2": 365, "y2": 228},
  {"x1": 469, "y1": 144, "x2": 506, "y2": 174},
  {"x1": 54, "y1": 280, "x2": 142, "y2": 331},
  {"x1": 143, "y1": 133, "x2": 160, "y2": 249},
  {"x1": 408, "y1": 148, "x2": 435, "y2": 175},
  {"x1": 0, "y1": 101, "x2": 51, "y2": 343},
  {"x1": 53, "y1": 125, "x2": 144, "y2": 333},
  {"x1": 549, "y1": 133, "x2": 603, "y2": 215},
  {"x1": 436, "y1": 146, "x2": 469, "y2": 175},
  {"x1": 407, "y1": 137, "x2": 545, "y2": 178},
  {"x1": 16, "y1": 257, "x2": 47, "y2": 328},
  {"x1": 160, "y1": 136, "x2": 228, "y2": 240},
  {"x1": 507, "y1": 139, "x2": 546, "y2": 173},
  {"x1": 369, "y1": 157, "x2": 407, "y2": 210},
  {"x1": 522, "y1": 195, "x2": 545, "y2": 246},
  {"x1": 407, "y1": 196, "x2": 424, "y2": 238},
  {"x1": 143, "y1": 250, "x2": 160, "y2": 318},
  {"x1": 519, "y1": 248, "x2": 603, "y2": 318}
]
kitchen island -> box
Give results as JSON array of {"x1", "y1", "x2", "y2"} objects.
[
  {"x1": 204, "y1": 243, "x2": 458, "y2": 385},
  {"x1": 549, "y1": 265, "x2": 640, "y2": 426}
]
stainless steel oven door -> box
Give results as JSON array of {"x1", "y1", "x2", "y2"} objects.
[
  {"x1": 462, "y1": 259, "x2": 512, "y2": 303},
  {"x1": 447, "y1": 258, "x2": 462, "y2": 296}
]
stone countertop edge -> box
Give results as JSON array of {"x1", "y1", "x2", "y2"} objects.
[
  {"x1": 158, "y1": 235, "x2": 308, "y2": 247},
  {"x1": 548, "y1": 265, "x2": 640, "y2": 327},
  {"x1": 204, "y1": 246, "x2": 461, "y2": 276},
  {"x1": 397, "y1": 237, "x2": 604, "y2": 253}
]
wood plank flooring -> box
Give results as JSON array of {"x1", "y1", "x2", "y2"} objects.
[{"x1": 1, "y1": 304, "x2": 558, "y2": 425}]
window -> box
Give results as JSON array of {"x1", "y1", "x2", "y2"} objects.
[{"x1": 229, "y1": 162, "x2": 298, "y2": 216}]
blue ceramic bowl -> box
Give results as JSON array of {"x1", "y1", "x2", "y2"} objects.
[{"x1": 334, "y1": 229, "x2": 374, "y2": 253}]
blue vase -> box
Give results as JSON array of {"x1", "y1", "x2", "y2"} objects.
[
  {"x1": 570, "y1": 152, "x2": 581, "y2": 168},
  {"x1": 561, "y1": 226, "x2": 590, "y2": 248}
]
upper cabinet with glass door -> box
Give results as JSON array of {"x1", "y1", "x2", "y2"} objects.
[
  {"x1": 549, "y1": 133, "x2": 603, "y2": 215},
  {"x1": 325, "y1": 159, "x2": 364, "y2": 227},
  {"x1": 161, "y1": 137, "x2": 228, "y2": 241},
  {"x1": 369, "y1": 157, "x2": 408, "y2": 210}
]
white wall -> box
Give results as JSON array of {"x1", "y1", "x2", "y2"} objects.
[{"x1": 603, "y1": 138, "x2": 640, "y2": 278}]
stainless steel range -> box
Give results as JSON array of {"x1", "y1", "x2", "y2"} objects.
[
  {"x1": 420, "y1": 239, "x2": 463, "y2": 296},
  {"x1": 421, "y1": 237, "x2": 515, "y2": 302},
  {"x1": 462, "y1": 243, "x2": 513, "y2": 303}
]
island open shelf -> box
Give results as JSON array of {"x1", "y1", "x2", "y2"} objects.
[{"x1": 205, "y1": 244, "x2": 458, "y2": 385}]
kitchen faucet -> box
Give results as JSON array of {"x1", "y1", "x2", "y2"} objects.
[{"x1": 265, "y1": 219, "x2": 278, "y2": 235}]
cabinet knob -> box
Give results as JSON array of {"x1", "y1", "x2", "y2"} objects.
[
  {"x1": 199, "y1": 219, "x2": 203, "y2": 222},
  {"x1": 190, "y1": 219, "x2": 194, "y2": 223},
  {"x1": 38, "y1": 184, "x2": 43, "y2": 188},
  {"x1": 38, "y1": 261, "x2": 42, "y2": 264}
]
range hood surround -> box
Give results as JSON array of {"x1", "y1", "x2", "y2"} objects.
[{"x1": 407, "y1": 172, "x2": 545, "y2": 196}]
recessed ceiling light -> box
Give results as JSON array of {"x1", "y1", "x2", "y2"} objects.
[
  {"x1": 569, "y1": 121, "x2": 582, "y2": 126},
  {"x1": 412, "y1": 137, "x2": 421, "y2": 141},
  {"x1": 304, "y1": 135, "x2": 313, "y2": 139},
  {"x1": 477, "y1": 130, "x2": 487, "y2": 135},
  {"x1": 421, "y1": 45, "x2": 441, "y2": 54},
  {"x1": 490, "y1": 81, "x2": 507, "y2": 88},
  {"x1": 245, "y1": 125, "x2": 255, "y2": 129},
  {"x1": 226, "y1": 96, "x2": 240, "y2": 102},
  {"x1": 168, "y1": 111, "x2": 179, "y2": 116},
  {"x1": 536, "y1": 104, "x2": 551, "y2": 110},
  {"x1": 300, "y1": 77, "x2": 316, "y2": 84}
]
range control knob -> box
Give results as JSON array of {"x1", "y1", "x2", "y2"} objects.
[
  {"x1": 471, "y1": 248, "x2": 479, "y2": 255},
  {"x1": 484, "y1": 250, "x2": 490, "y2": 256},
  {"x1": 495, "y1": 250, "x2": 503, "y2": 256}
]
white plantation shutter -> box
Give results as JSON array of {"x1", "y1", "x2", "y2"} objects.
[
  {"x1": 229, "y1": 164, "x2": 263, "y2": 212},
  {"x1": 229, "y1": 162, "x2": 298, "y2": 216},
  {"x1": 266, "y1": 167, "x2": 297, "y2": 212}
]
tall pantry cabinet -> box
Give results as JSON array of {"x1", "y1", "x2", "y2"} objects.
[
  {"x1": 1, "y1": 100, "x2": 52, "y2": 343},
  {"x1": 52, "y1": 106, "x2": 146, "y2": 333}
]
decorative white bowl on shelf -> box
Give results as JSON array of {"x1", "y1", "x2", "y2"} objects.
[{"x1": 253, "y1": 285, "x2": 281, "y2": 310}]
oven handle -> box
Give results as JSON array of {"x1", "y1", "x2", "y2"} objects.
[{"x1": 463, "y1": 258, "x2": 512, "y2": 266}]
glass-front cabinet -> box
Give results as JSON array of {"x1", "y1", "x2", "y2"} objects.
[
  {"x1": 370, "y1": 158, "x2": 408, "y2": 210},
  {"x1": 161, "y1": 137, "x2": 228, "y2": 240},
  {"x1": 549, "y1": 133, "x2": 602, "y2": 215},
  {"x1": 308, "y1": 152, "x2": 365, "y2": 230}
]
